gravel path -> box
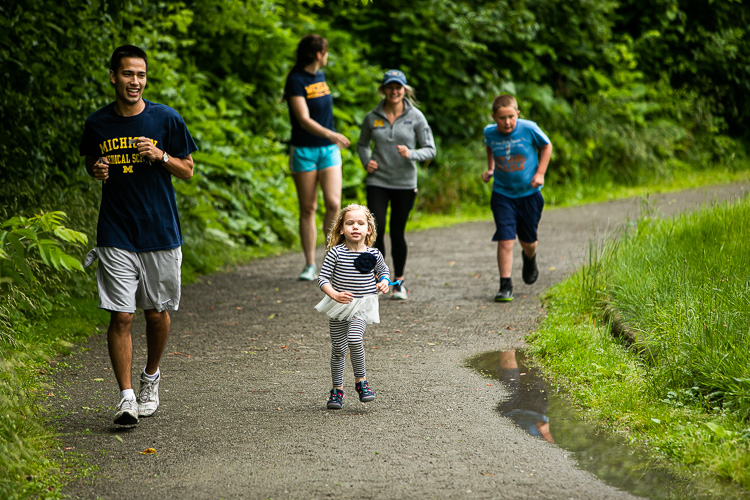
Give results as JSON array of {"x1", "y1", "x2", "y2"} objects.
[{"x1": 53, "y1": 183, "x2": 749, "y2": 499}]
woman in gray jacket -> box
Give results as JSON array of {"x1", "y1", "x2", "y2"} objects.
[{"x1": 357, "y1": 70, "x2": 436, "y2": 300}]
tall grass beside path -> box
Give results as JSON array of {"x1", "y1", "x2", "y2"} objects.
[
  {"x1": 529, "y1": 196, "x2": 750, "y2": 491},
  {"x1": 0, "y1": 212, "x2": 103, "y2": 499}
]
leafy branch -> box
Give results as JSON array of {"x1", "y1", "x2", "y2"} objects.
[{"x1": 0, "y1": 211, "x2": 87, "y2": 288}]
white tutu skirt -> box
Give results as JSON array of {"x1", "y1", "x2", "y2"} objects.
[{"x1": 314, "y1": 294, "x2": 380, "y2": 324}]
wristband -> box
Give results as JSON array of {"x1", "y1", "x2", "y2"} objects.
[{"x1": 378, "y1": 277, "x2": 402, "y2": 286}]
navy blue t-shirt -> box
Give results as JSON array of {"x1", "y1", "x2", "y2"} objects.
[
  {"x1": 79, "y1": 100, "x2": 198, "y2": 252},
  {"x1": 284, "y1": 69, "x2": 335, "y2": 147}
]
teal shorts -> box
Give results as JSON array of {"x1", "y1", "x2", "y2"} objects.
[{"x1": 290, "y1": 144, "x2": 342, "y2": 173}]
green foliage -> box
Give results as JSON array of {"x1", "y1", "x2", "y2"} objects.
[
  {"x1": 0, "y1": 0, "x2": 113, "y2": 206},
  {"x1": 541, "y1": 80, "x2": 732, "y2": 187},
  {"x1": 317, "y1": 0, "x2": 747, "y2": 215},
  {"x1": 317, "y1": 0, "x2": 526, "y2": 141},
  {"x1": 1, "y1": 212, "x2": 87, "y2": 284},
  {"x1": 3, "y1": 0, "x2": 750, "y2": 266},
  {"x1": 0, "y1": 350, "x2": 62, "y2": 500},
  {"x1": 417, "y1": 143, "x2": 487, "y2": 212},
  {"x1": 0, "y1": 212, "x2": 88, "y2": 343},
  {"x1": 616, "y1": 0, "x2": 750, "y2": 137}
]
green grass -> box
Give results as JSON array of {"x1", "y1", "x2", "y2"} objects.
[
  {"x1": 1, "y1": 297, "x2": 108, "y2": 499},
  {"x1": 527, "y1": 195, "x2": 750, "y2": 492},
  {"x1": 2, "y1": 164, "x2": 750, "y2": 498}
]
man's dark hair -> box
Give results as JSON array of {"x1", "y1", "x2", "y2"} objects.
[{"x1": 110, "y1": 45, "x2": 148, "y2": 73}]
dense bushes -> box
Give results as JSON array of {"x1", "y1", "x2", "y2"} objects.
[
  {"x1": 317, "y1": 0, "x2": 747, "y2": 194},
  {"x1": 617, "y1": 0, "x2": 750, "y2": 136},
  {"x1": 3, "y1": 0, "x2": 749, "y2": 253},
  {"x1": 1, "y1": 0, "x2": 748, "y2": 291}
]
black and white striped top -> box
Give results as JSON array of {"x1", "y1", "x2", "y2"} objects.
[{"x1": 318, "y1": 245, "x2": 390, "y2": 298}]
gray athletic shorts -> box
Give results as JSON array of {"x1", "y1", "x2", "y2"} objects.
[{"x1": 86, "y1": 246, "x2": 182, "y2": 313}]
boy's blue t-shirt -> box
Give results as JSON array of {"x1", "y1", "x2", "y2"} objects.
[
  {"x1": 284, "y1": 69, "x2": 335, "y2": 148},
  {"x1": 484, "y1": 119, "x2": 550, "y2": 199},
  {"x1": 79, "y1": 100, "x2": 198, "y2": 252}
]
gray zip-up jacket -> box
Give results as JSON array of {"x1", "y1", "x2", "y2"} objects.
[{"x1": 357, "y1": 99, "x2": 437, "y2": 190}]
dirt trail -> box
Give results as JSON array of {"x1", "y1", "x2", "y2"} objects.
[{"x1": 53, "y1": 183, "x2": 749, "y2": 499}]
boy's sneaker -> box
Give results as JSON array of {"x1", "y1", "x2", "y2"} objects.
[
  {"x1": 113, "y1": 397, "x2": 139, "y2": 426},
  {"x1": 137, "y1": 372, "x2": 160, "y2": 417},
  {"x1": 355, "y1": 380, "x2": 375, "y2": 402},
  {"x1": 391, "y1": 283, "x2": 408, "y2": 300},
  {"x1": 298, "y1": 264, "x2": 317, "y2": 281},
  {"x1": 327, "y1": 388, "x2": 344, "y2": 409},
  {"x1": 495, "y1": 279, "x2": 513, "y2": 302},
  {"x1": 522, "y1": 252, "x2": 539, "y2": 284}
]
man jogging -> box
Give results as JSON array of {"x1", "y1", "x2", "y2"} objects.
[{"x1": 79, "y1": 44, "x2": 197, "y2": 425}]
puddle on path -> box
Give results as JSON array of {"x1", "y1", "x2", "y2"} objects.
[{"x1": 469, "y1": 349, "x2": 746, "y2": 500}]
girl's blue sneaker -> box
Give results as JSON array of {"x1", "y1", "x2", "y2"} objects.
[
  {"x1": 355, "y1": 380, "x2": 375, "y2": 402},
  {"x1": 327, "y1": 388, "x2": 344, "y2": 409}
]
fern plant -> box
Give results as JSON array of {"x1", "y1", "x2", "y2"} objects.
[{"x1": 0, "y1": 211, "x2": 87, "y2": 341}]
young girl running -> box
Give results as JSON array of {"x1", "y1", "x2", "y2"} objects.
[{"x1": 315, "y1": 204, "x2": 391, "y2": 409}]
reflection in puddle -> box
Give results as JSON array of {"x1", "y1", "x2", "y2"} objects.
[
  {"x1": 493, "y1": 349, "x2": 555, "y2": 444},
  {"x1": 469, "y1": 349, "x2": 747, "y2": 500}
]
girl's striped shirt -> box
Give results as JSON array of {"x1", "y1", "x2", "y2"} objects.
[{"x1": 318, "y1": 244, "x2": 389, "y2": 297}]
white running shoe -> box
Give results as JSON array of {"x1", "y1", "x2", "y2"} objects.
[
  {"x1": 113, "y1": 397, "x2": 139, "y2": 426},
  {"x1": 391, "y1": 283, "x2": 409, "y2": 300},
  {"x1": 298, "y1": 264, "x2": 317, "y2": 281},
  {"x1": 138, "y1": 373, "x2": 160, "y2": 417}
]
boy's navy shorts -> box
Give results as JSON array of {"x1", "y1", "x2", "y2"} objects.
[{"x1": 490, "y1": 190, "x2": 544, "y2": 243}]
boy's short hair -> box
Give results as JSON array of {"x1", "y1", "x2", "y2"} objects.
[
  {"x1": 110, "y1": 45, "x2": 148, "y2": 73},
  {"x1": 492, "y1": 94, "x2": 518, "y2": 115}
]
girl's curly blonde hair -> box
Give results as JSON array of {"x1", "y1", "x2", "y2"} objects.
[{"x1": 326, "y1": 204, "x2": 378, "y2": 250}]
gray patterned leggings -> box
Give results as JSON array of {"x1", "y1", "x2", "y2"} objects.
[{"x1": 329, "y1": 317, "x2": 367, "y2": 387}]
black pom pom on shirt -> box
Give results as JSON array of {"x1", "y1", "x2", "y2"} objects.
[{"x1": 353, "y1": 252, "x2": 377, "y2": 274}]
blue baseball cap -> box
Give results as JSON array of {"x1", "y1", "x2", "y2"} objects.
[{"x1": 382, "y1": 69, "x2": 407, "y2": 87}]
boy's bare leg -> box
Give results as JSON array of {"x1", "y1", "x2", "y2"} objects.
[
  {"x1": 519, "y1": 240, "x2": 538, "y2": 259},
  {"x1": 497, "y1": 240, "x2": 515, "y2": 277}
]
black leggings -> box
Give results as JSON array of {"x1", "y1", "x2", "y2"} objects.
[{"x1": 366, "y1": 185, "x2": 417, "y2": 278}]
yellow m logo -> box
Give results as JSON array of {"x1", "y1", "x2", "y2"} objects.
[
  {"x1": 123, "y1": 165, "x2": 134, "y2": 174},
  {"x1": 374, "y1": 120, "x2": 385, "y2": 128}
]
